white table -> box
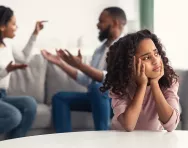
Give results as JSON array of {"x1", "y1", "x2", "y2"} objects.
[{"x1": 0, "y1": 131, "x2": 188, "y2": 148}]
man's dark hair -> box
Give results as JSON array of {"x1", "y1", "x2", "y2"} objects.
[{"x1": 104, "y1": 7, "x2": 127, "y2": 25}]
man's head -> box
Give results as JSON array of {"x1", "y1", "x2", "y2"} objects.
[{"x1": 97, "y1": 7, "x2": 127, "y2": 42}]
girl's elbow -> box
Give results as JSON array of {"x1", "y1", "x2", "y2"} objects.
[
  {"x1": 124, "y1": 125, "x2": 135, "y2": 132},
  {"x1": 165, "y1": 126, "x2": 176, "y2": 132}
]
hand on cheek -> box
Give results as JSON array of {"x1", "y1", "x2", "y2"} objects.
[
  {"x1": 134, "y1": 56, "x2": 148, "y2": 87},
  {"x1": 150, "y1": 61, "x2": 164, "y2": 84}
]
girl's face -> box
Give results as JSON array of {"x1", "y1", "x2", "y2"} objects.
[
  {"x1": 0, "y1": 15, "x2": 17, "y2": 39},
  {"x1": 135, "y1": 38, "x2": 163, "y2": 79}
]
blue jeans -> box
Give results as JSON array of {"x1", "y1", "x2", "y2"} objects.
[
  {"x1": 0, "y1": 89, "x2": 37, "y2": 139},
  {"x1": 52, "y1": 82, "x2": 112, "y2": 133}
]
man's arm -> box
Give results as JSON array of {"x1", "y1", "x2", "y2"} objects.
[
  {"x1": 58, "y1": 61, "x2": 78, "y2": 80},
  {"x1": 57, "y1": 49, "x2": 107, "y2": 83},
  {"x1": 41, "y1": 50, "x2": 92, "y2": 86},
  {"x1": 41, "y1": 50, "x2": 78, "y2": 80},
  {"x1": 78, "y1": 62, "x2": 106, "y2": 82}
]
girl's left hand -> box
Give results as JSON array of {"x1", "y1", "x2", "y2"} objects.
[
  {"x1": 33, "y1": 21, "x2": 48, "y2": 35},
  {"x1": 150, "y1": 61, "x2": 164, "y2": 84}
]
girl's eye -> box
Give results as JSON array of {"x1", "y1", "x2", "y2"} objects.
[
  {"x1": 143, "y1": 56, "x2": 150, "y2": 60},
  {"x1": 155, "y1": 52, "x2": 159, "y2": 56}
]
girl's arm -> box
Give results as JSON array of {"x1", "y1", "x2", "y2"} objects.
[
  {"x1": 150, "y1": 62, "x2": 180, "y2": 131},
  {"x1": 120, "y1": 84, "x2": 147, "y2": 131},
  {"x1": 120, "y1": 58, "x2": 148, "y2": 131},
  {"x1": 151, "y1": 81, "x2": 180, "y2": 132}
]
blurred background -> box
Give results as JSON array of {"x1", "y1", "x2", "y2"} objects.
[{"x1": 1, "y1": 0, "x2": 188, "y2": 69}]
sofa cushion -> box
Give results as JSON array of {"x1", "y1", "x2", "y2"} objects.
[
  {"x1": 32, "y1": 104, "x2": 52, "y2": 129},
  {"x1": 7, "y1": 53, "x2": 48, "y2": 103},
  {"x1": 45, "y1": 63, "x2": 87, "y2": 105},
  {"x1": 71, "y1": 111, "x2": 94, "y2": 130},
  {"x1": 32, "y1": 103, "x2": 94, "y2": 130},
  {"x1": 176, "y1": 70, "x2": 188, "y2": 130}
]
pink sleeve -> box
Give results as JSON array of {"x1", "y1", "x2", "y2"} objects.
[
  {"x1": 161, "y1": 82, "x2": 180, "y2": 132},
  {"x1": 110, "y1": 92, "x2": 131, "y2": 120}
]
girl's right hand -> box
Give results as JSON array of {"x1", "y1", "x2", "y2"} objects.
[{"x1": 133, "y1": 56, "x2": 148, "y2": 87}]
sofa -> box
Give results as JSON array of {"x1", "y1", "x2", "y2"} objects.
[
  {"x1": 0, "y1": 50, "x2": 187, "y2": 139},
  {"x1": 0, "y1": 50, "x2": 94, "y2": 139}
]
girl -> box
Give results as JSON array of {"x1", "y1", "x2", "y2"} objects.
[
  {"x1": 101, "y1": 29, "x2": 180, "y2": 132},
  {"x1": 0, "y1": 5, "x2": 44, "y2": 139}
]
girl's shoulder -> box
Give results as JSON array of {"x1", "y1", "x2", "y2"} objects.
[
  {"x1": 109, "y1": 83, "x2": 136, "y2": 101},
  {"x1": 161, "y1": 80, "x2": 179, "y2": 97}
]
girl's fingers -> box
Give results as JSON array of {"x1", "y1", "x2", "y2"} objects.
[{"x1": 137, "y1": 58, "x2": 141, "y2": 76}]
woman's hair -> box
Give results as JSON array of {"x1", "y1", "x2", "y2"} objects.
[
  {"x1": 100, "y1": 29, "x2": 178, "y2": 97},
  {"x1": 0, "y1": 6, "x2": 13, "y2": 44}
]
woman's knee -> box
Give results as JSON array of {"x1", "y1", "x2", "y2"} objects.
[
  {"x1": 19, "y1": 96, "x2": 37, "y2": 116},
  {"x1": 2, "y1": 109, "x2": 22, "y2": 132},
  {"x1": 9, "y1": 109, "x2": 22, "y2": 128}
]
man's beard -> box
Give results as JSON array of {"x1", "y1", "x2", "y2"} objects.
[{"x1": 98, "y1": 25, "x2": 111, "y2": 42}]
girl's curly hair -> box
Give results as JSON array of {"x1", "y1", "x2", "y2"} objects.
[{"x1": 100, "y1": 29, "x2": 178, "y2": 97}]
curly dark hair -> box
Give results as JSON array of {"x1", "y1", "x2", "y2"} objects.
[{"x1": 100, "y1": 29, "x2": 178, "y2": 97}]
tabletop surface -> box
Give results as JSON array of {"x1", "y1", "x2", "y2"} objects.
[{"x1": 0, "y1": 130, "x2": 188, "y2": 148}]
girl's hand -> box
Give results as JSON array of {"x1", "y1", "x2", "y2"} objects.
[
  {"x1": 150, "y1": 61, "x2": 164, "y2": 84},
  {"x1": 133, "y1": 56, "x2": 148, "y2": 87}
]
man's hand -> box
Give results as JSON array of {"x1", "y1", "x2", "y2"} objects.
[
  {"x1": 57, "y1": 49, "x2": 82, "y2": 68},
  {"x1": 41, "y1": 49, "x2": 62, "y2": 66}
]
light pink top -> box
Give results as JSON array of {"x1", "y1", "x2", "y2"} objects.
[{"x1": 110, "y1": 82, "x2": 180, "y2": 132}]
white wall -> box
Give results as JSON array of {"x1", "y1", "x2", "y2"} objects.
[
  {"x1": 154, "y1": 0, "x2": 188, "y2": 69},
  {"x1": 2, "y1": 0, "x2": 139, "y2": 55}
]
